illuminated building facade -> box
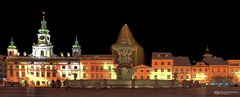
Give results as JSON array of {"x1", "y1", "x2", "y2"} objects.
[
  {"x1": 173, "y1": 57, "x2": 191, "y2": 82},
  {"x1": 226, "y1": 60, "x2": 240, "y2": 83},
  {"x1": 133, "y1": 65, "x2": 152, "y2": 80},
  {"x1": 5, "y1": 12, "x2": 117, "y2": 87},
  {"x1": 151, "y1": 52, "x2": 173, "y2": 80},
  {"x1": 191, "y1": 62, "x2": 209, "y2": 83},
  {"x1": 80, "y1": 55, "x2": 117, "y2": 80},
  {"x1": 0, "y1": 55, "x2": 5, "y2": 81}
]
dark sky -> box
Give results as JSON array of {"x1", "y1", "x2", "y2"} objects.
[{"x1": 0, "y1": 1, "x2": 239, "y2": 65}]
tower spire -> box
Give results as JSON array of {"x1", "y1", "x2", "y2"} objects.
[
  {"x1": 8, "y1": 36, "x2": 16, "y2": 49},
  {"x1": 203, "y1": 45, "x2": 212, "y2": 57},
  {"x1": 72, "y1": 35, "x2": 80, "y2": 48},
  {"x1": 38, "y1": 11, "x2": 49, "y2": 34},
  {"x1": 206, "y1": 45, "x2": 209, "y2": 53}
]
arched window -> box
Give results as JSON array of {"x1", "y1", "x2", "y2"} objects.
[
  {"x1": 9, "y1": 51, "x2": 13, "y2": 56},
  {"x1": 41, "y1": 51, "x2": 44, "y2": 56}
]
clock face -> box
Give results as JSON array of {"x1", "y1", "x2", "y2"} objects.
[{"x1": 40, "y1": 36, "x2": 45, "y2": 40}]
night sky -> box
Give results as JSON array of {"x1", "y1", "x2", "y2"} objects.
[{"x1": 0, "y1": 1, "x2": 239, "y2": 65}]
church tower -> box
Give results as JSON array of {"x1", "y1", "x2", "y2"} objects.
[
  {"x1": 31, "y1": 11, "x2": 56, "y2": 57},
  {"x1": 72, "y1": 36, "x2": 81, "y2": 56},
  {"x1": 7, "y1": 37, "x2": 18, "y2": 57}
]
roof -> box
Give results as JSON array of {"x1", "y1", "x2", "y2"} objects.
[
  {"x1": 203, "y1": 57, "x2": 227, "y2": 65},
  {"x1": 152, "y1": 52, "x2": 172, "y2": 59},
  {"x1": 173, "y1": 56, "x2": 191, "y2": 66},
  {"x1": 133, "y1": 64, "x2": 151, "y2": 69}
]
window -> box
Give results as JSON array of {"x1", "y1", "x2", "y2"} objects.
[
  {"x1": 199, "y1": 68, "x2": 202, "y2": 72},
  {"x1": 83, "y1": 73, "x2": 86, "y2": 78},
  {"x1": 36, "y1": 72, "x2": 39, "y2": 77},
  {"x1": 181, "y1": 68, "x2": 183, "y2": 72},
  {"x1": 223, "y1": 69, "x2": 226, "y2": 72},
  {"x1": 141, "y1": 70, "x2": 143, "y2": 72},
  {"x1": 168, "y1": 62, "x2": 171, "y2": 65},
  {"x1": 161, "y1": 68, "x2": 164, "y2": 72},
  {"x1": 155, "y1": 62, "x2": 158, "y2": 65},
  {"x1": 41, "y1": 72, "x2": 45, "y2": 77},
  {"x1": 167, "y1": 68, "x2": 170, "y2": 72},
  {"x1": 62, "y1": 66, "x2": 65, "y2": 69},
  {"x1": 83, "y1": 66, "x2": 86, "y2": 71},
  {"x1": 62, "y1": 74, "x2": 66, "y2": 77},
  {"x1": 186, "y1": 75, "x2": 189, "y2": 79},
  {"x1": 141, "y1": 75, "x2": 144, "y2": 79},
  {"x1": 212, "y1": 69, "x2": 214, "y2": 72},
  {"x1": 31, "y1": 72, "x2": 34, "y2": 75},
  {"x1": 22, "y1": 65, "x2": 25, "y2": 69},
  {"x1": 15, "y1": 65, "x2": 19, "y2": 69},
  {"x1": 218, "y1": 68, "x2": 220, "y2": 72},
  {"x1": 47, "y1": 72, "x2": 50, "y2": 77},
  {"x1": 154, "y1": 75, "x2": 158, "y2": 79},
  {"x1": 205, "y1": 68, "x2": 208, "y2": 72},
  {"x1": 193, "y1": 69, "x2": 196, "y2": 72},
  {"x1": 155, "y1": 69, "x2": 157, "y2": 72},
  {"x1": 108, "y1": 66, "x2": 111, "y2": 70},
  {"x1": 175, "y1": 68, "x2": 178, "y2": 72},
  {"x1": 100, "y1": 66, "x2": 103, "y2": 71},
  {"x1": 10, "y1": 70, "x2": 13, "y2": 77},
  {"x1": 167, "y1": 75, "x2": 171, "y2": 79},
  {"x1": 147, "y1": 76, "x2": 150, "y2": 79},
  {"x1": 135, "y1": 76, "x2": 137, "y2": 79},
  {"x1": 146, "y1": 70, "x2": 149, "y2": 72},
  {"x1": 41, "y1": 50, "x2": 44, "y2": 56},
  {"x1": 52, "y1": 71, "x2": 56, "y2": 77},
  {"x1": 96, "y1": 66, "x2": 99, "y2": 71},
  {"x1": 186, "y1": 69, "x2": 189, "y2": 72},
  {"x1": 91, "y1": 66, "x2": 94, "y2": 71},
  {"x1": 16, "y1": 72, "x2": 19, "y2": 77},
  {"x1": 180, "y1": 76, "x2": 183, "y2": 79},
  {"x1": 161, "y1": 62, "x2": 164, "y2": 65},
  {"x1": 42, "y1": 81, "x2": 45, "y2": 84},
  {"x1": 193, "y1": 75, "x2": 196, "y2": 78},
  {"x1": 74, "y1": 66, "x2": 77, "y2": 69}
]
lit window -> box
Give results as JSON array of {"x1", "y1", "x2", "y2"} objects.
[
  {"x1": 168, "y1": 62, "x2": 171, "y2": 65},
  {"x1": 83, "y1": 66, "x2": 86, "y2": 71},
  {"x1": 167, "y1": 75, "x2": 171, "y2": 79},
  {"x1": 186, "y1": 75, "x2": 189, "y2": 79},
  {"x1": 108, "y1": 66, "x2": 111, "y2": 70},
  {"x1": 161, "y1": 68, "x2": 164, "y2": 72},
  {"x1": 199, "y1": 68, "x2": 202, "y2": 72},
  {"x1": 83, "y1": 73, "x2": 86, "y2": 78}
]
